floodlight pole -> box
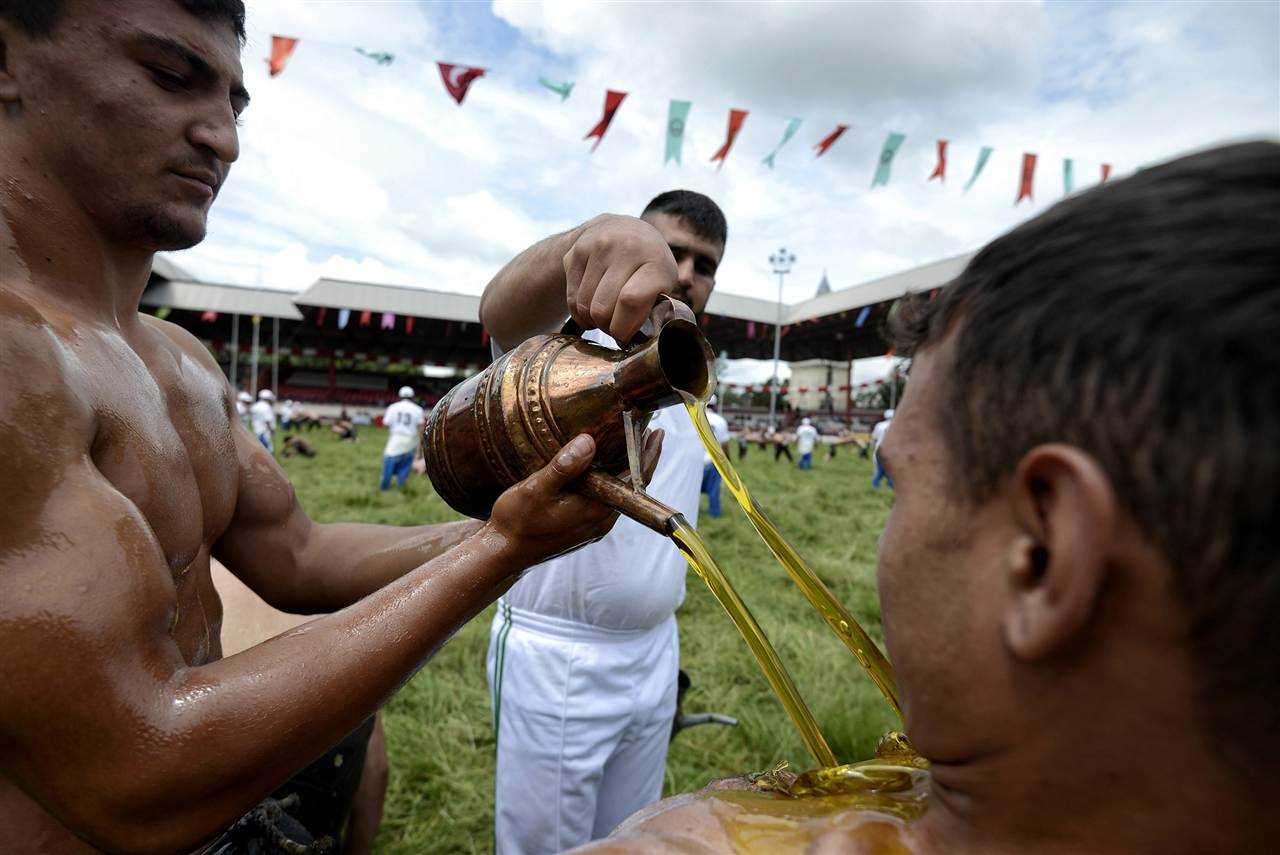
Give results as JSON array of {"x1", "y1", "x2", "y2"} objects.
[{"x1": 767, "y1": 247, "x2": 795, "y2": 430}]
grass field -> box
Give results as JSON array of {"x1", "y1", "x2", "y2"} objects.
[{"x1": 277, "y1": 425, "x2": 897, "y2": 853}]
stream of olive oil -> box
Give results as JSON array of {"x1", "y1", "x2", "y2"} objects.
[
  {"x1": 680, "y1": 392, "x2": 902, "y2": 719},
  {"x1": 670, "y1": 516, "x2": 838, "y2": 768}
]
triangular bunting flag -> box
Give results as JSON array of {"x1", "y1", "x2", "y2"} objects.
[
  {"x1": 437, "y1": 62, "x2": 486, "y2": 105},
  {"x1": 813, "y1": 124, "x2": 849, "y2": 158},
  {"x1": 359, "y1": 310, "x2": 372, "y2": 327},
  {"x1": 538, "y1": 77, "x2": 574, "y2": 102},
  {"x1": 963, "y1": 146, "x2": 993, "y2": 193},
  {"x1": 1016, "y1": 153, "x2": 1038, "y2": 204},
  {"x1": 154, "y1": 306, "x2": 172, "y2": 320},
  {"x1": 710, "y1": 108, "x2": 748, "y2": 170},
  {"x1": 665, "y1": 100, "x2": 691, "y2": 165},
  {"x1": 584, "y1": 90, "x2": 627, "y2": 152},
  {"x1": 267, "y1": 36, "x2": 299, "y2": 78},
  {"x1": 855, "y1": 306, "x2": 871, "y2": 328},
  {"x1": 1063, "y1": 158, "x2": 1075, "y2": 194},
  {"x1": 928, "y1": 139, "x2": 948, "y2": 182},
  {"x1": 201, "y1": 310, "x2": 218, "y2": 323},
  {"x1": 405, "y1": 316, "x2": 415, "y2": 334},
  {"x1": 762, "y1": 118, "x2": 802, "y2": 168},
  {"x1": 355, "y1": 47, "x2": 394, "y2": 66},
  {"x1": 338, "y1": 309, "x2": 350, "y2": 330},
  {"x1": 315, "y1": 307, "x2": 328, "y2": 327},
  {"x1": 1101, "y1": 163, "x2": 1112, "y2": 182},
  {"x1": 871, "y1": 132, "x2": 906, "y2": 188},
  {"x1": 380, "y1": 312, "x2": 395, "y2": 330}
]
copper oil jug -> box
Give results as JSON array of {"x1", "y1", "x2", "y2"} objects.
[{"x1": 421, "y1": 298, "x2": 714, "y2": 534}]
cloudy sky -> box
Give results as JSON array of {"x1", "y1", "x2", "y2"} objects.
[{"x1": 170, "y1": 0, "x2": 1278, "y2": 316}]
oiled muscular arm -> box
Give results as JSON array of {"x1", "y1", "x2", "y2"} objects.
[
  {"x1": 212, "y1": 411, "x2": 483, "y2": 613},
  {"x1": 0, "y1": 331, "x2": 616, "y2": 851}
]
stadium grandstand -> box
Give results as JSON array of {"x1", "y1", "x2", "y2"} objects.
[{"x1": 141, "y1": 252, "x2": 973, "y2": 420}]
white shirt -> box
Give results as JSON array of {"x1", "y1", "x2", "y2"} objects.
[
  {"x1": 250, "y1": 400, "x2": 276, "y2": 435},
  {"x1": 703, "y1": 409, "x2": 731, "y2": 465},
  {"x1": 871, "y1": 418, "x2": 892, "y2": 451},
  {"x1": 795, "y1": 424, "x2": 818, "y2": 454},
  {"x1": 280, "y1": 401, "x2": 295, "y2": 421},
  {"x1": 383, "y1": 399, "x2": 426, "y2": 457},
  {"x1": 499, "y1": 329, "x2": 706, "y2": 631}
]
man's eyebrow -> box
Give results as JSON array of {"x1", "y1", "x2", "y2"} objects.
[{"x1": 134, "y1": 33, "x2": 250, "y2": 108}]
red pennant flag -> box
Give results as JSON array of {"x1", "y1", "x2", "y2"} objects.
[
  {"x1": 267, "y1": 36, "x2": 298, "y2": 78},
  {"x1": 1100, "y1": 163, "x2": 1112, "y2": 182},
  {"x1": 814, "y1": 124, "x2": 849, "y2": 158},
  {"x1": 437, "y1": 62, "x2": 486, "y2": 105},
  {"x1": 710, "y1": 109, "x2": 748, "y2": 169},
  {"x1": 1016, "y1": 153, "x2": 1038, "y2": 204},
  {"x1": 359, "y1": 310, "x2": 372, "y2": 327},
  {"x1": 315, "y1": 307, "x2": 328, "y2": 327},
  {"x1": 405, "y1": 316, "x2": 415, "y2": 334},
  {"x1": 584, "y1": 90, "x2": 627, "y2": 152},
  {"x1": 481, "y1": 329, "x2": 490, "y2": 347},
  {"x1": 201, "y1": 310, "x2": 218, "y2": 323},
  {"x1": 928, "y1": 139, "x2": 949, "y2": 182}
]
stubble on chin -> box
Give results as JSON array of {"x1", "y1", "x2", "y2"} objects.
[{"x1": 120, "y1": 204, "x2": 207, "y2": 251}]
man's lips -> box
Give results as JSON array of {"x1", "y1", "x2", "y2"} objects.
[{"x1": 170, "y1": 169, "x2": 220, "y2": 197}]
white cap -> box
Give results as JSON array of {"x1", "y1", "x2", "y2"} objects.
[
  {"x1": 258, "y1": 389, "x2": 275, "y2": 400},
  {"x1": 399, "y1": 386, "x2": 415, "y2": 398},
  {"x1": 884, "y1": 408, "x2": 895, "y2": 419},
  {"x1": 237, "y1": 391, "x2": 252, "y2": 403},
  {"x1": 801, "y1": 417, "x2": 811, "y2": 426}
]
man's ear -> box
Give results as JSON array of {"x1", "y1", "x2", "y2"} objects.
[{"x1": 1002, "y1": 444, "x2": 1117, "y2": 661}]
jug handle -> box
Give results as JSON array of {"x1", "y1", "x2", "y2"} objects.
[
  {"x1": 560, "y1": 295, "x2": 696, "y2": 344},
  {"x1": 576, "y1": 470, "x2": 679, "y2": 536}
]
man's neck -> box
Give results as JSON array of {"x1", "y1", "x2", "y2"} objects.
[
  {"x1": 0, "y1": 160, "x2": 154, "y2": 324},
  {"x1": 918, "y1": 688, "x2": 1276, "y2": 853}
]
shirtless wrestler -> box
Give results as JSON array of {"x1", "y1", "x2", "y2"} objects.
[
  {"x1": 0, "y1": 1, "x2": 657, "y2": 850},
  {"x1": 573, "y1": 143, "x2": 1280, "y2": 853}
]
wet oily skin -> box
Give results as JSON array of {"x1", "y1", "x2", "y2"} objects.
[{"x1": 660, "y1": 396, "x2": 927, "y2": 850}]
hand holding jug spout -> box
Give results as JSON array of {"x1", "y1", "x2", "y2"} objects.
[{"x1": 421, "y1": 297, "x2": 715, "y2": 534}]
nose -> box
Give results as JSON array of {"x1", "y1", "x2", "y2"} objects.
[
  {"x1": 675, "y1": 256, "x2": 696, "y2": 289},
  {"x1": 187, "y1": 101, "x2": 240, "y2": 167}
]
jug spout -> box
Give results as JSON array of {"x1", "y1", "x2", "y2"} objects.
[{"x1": 613, "y1": 316, "x2": 716, "y2": 412}]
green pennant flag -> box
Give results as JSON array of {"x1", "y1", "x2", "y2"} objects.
[
  {"x1": 538, "y1": 76, "x2": 574, "y2": 102},
  {"x1": 870, "y1": 132, "x2": 906, "y2": 188},
  {"x1": 154, "y1": 306, "x2": 172, "y2": 320},
  {"x1": 665, "y1": 99, "x2": 691, "y2": 165},
  {"x1": 963, "y1": 146, "x2": 994, "y2": 193},
  {"x1": 761, "y1": 118, "x2": 802, "y2": 168},
  {"x1": 1063, "y1": 158, "x2": 1075, "y2": 194},
  {"x1": 354, "y1": 47, "x2": 394, "y2": 66}
]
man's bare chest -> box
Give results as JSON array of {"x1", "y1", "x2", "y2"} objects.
[{"x1": 77, "y1": 328, "x2": 240, "y2": 575}]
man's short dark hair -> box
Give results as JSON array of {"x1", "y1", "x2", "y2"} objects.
[
  {"x1": 890, "y1": 140, "x2": 1280, "y2": 769},
  {"x1": 642, "y1": 189, "x2": 728, "y2": 247},
  {"x1": 0, "y1": 0, "x2": 247, "y2": 42}
]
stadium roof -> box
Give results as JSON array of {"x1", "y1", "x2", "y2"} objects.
[
  {"x1": 298, "y1": 278, "x2": 481, "y2": 323},
  {"x1": 785, "y1": 252, "x2": 975, "y2": 323},
  {"x1": 141, "y1": 280, "x2": 304, "y2": 320}
]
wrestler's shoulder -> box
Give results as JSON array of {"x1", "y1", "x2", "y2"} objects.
[
  {"x1": 139, "y1": 312, "x2": 223, "y2": 371},
  {"x1": 0, "y1": 287, "x2": 87, "y2": 390}
]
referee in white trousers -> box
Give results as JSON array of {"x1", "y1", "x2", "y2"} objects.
[{"x1": 479, "y1": 191, "x2": 728, "y2": 854}]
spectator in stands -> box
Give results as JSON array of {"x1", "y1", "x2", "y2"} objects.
[
  {"x1": 251, "y1": 389, "x2": 277, "y2": 454},
  {"x1": 700, "y1": 397, "x2": 731, "y2": 518},
  {"x1": 871, "y1": 408, "x2": 895, "y2": 489},
  {"x1": 479, "y1": 190, "x2": 726, "y2": 855},
  {"x1": 795, "y1": 417, "x2": 818, "y2": 470},
  {"x1": 380, "y1": 386, "x2": 425, "y2": 491}
]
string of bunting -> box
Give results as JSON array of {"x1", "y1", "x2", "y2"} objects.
[{"x1": 265, "y1": 34, "x2": 1114, "y2": 204}]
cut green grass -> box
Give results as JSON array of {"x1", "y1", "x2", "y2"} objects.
[{"x1": 276, "y1": 427, "x2": 895, "y2": 853}]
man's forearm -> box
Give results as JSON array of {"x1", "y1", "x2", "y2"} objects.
[
  {"x1": 479, "y1": 223, "x2": 587, "y2": 351},
  {"x1": 121, "y1": 525, "x2": 521, "y2": 852},
  {"x1": 296, "y1": 518, "x2": 484, "y2": 610}
]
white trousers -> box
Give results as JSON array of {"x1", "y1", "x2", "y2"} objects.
[{"x1": 486, "y1": 603, "x2": 679, "y2": 855}]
